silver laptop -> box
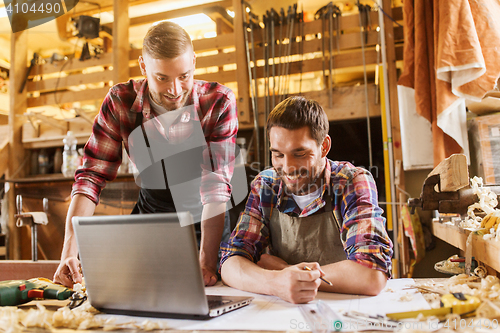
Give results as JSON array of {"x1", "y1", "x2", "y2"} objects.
[{"x1": 72, "y1": 212, "x2": 253, "y2": 318}]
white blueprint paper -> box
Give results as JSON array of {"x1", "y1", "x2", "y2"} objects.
[{"x1": 98, "y1": 278, "x2": 431, "y2": 331}]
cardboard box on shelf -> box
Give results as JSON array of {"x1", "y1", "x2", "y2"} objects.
[
  {"x1": 68, "y1": 116, "x2": 93, "y2": 135},
  {"x1": 468, "y1": 113, "x2": 500, "y2": 184},
  {"x1": 466, "y1": 91, "x2": 500, "y2": 116},
  {"x1": 22, "y1": 121, "x2": 66, "y2": 143},
  {"x1": 22, "y1": 116, "x2": 92, "y2": 149}
]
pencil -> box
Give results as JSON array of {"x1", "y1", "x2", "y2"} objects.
[{"x1": 303, "y1": 266, "x2": 333, "y2": 286}]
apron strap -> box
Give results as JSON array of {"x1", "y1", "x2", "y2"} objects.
[
  {"x1": 325, "y1": 192, "x2": 341, "y2": 232},
  {"x1": 134, "y1": 110, "x2": 144, "y2": 129}
]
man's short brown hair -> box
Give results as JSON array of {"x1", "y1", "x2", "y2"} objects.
[
  {"x1": 143, "y1": 21, "x2": 193, "y2": 59},
  {"x1": 267, "y1": 96, "x2": 329, "y2": 146}
]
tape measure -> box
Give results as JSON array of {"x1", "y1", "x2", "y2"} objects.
[{"x1": 386, "y1": 292, "x2": 481, "y2": 320}]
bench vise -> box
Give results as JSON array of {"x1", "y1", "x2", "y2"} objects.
[{"x1": 408, "y1": 174, "x2": 500, "y2": 216}]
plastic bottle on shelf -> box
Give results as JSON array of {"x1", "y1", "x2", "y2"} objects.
[
  {"x1": 62, "y1": 131, "x2": 78, "y2": 178},
  {"x1": 38, "y1": 149, "x2": 49, "y2": 174},
  {"x1": 53, "y1": 148, "x2": 62, "y2": 173},
  {"x1": 118, "y1": 146, "x2": 129, "y2": 174},
  {"x1": 236, "y1": 137, "x2": 247, "y2": 165}
]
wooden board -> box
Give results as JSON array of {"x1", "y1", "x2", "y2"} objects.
[
  {"x1": 27, "y1": 87, "x2": 109, "y2": 108},
  {"x1": 30, "y1": 53, "x2": 113, "y2": 77},
  {"x1": 102, "y1": 0, "x2": 233, "y2": 30},
  {"x1": 0, "y1": 260, "x2": 60, "y2": 281},
  {"x1": 239, "y1": 84, "x2": 381, "y2": 129},
  {"x1": 27, "y1": 70, "x2": 112, "y2": 93},
  {"x1": 428, "y1": 153, "x2": 469, "y2": 192},
  {"x1": 0, "y1": 124, "x2": 8, "y2": 177}
]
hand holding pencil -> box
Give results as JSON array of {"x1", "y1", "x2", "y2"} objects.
[{"x1": 303, "y1": 265, "x2": 333, "y2": 286}]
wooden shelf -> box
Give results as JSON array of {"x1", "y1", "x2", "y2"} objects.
[
  {"x1": 6, "y1": 173, "x2": 135, "y2": 184},
  {"x1": 22, "y1": 132, "x2": 91, "y2": 149},
  {"x1": 432, "y1": 220, "x2": 500, "y2": 274}
]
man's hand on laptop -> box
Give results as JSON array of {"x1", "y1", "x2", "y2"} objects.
[
  {"x1": 201, "y1": 266, "x2": 218, "y2": 286},
  {"x1": 270, "y1": 263, "x2": 323, "y2": 304},
  {"x1": 54, "y1": 257, "x2": 83, "y2": 288}
]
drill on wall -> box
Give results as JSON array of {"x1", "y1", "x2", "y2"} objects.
[{"x1": 0, "y1": 278, "x2": 74, "y2": 306}]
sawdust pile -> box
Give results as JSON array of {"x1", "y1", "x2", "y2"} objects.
[{"x1": 0, "y1": 302, "x2": 168, "y2": 333}]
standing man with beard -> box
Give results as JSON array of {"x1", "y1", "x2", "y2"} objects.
[
  {"x1": 54, "y1": 22, "x2": 238, "y2": 288},
  {"x1": 220, "y1": 96, "x2": 393, "y2": 304}
]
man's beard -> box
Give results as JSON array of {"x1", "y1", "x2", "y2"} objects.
[
  {"x1": 150, "y1": 89, "x2": 191, "y2": 111},
  {"x1": 279, "y1": 167, "x2": 322, "y2": 196}
]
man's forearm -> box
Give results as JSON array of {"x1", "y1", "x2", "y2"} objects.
[
  {"x1": 319, "y1": 260, "x2": 387, "y2": 296},
  {"x1": 199, "y1": 202, "x2": 226, "y2": 270},
  {"x1": 61, "y1": 194, "x2": 96, "y2": 260},
  {"x1": 221, "y1": 256, "x2": 278, "y2": 296}
]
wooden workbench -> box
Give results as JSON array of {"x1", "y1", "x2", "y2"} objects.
[{"x1": 6, "y1": 278, "x2": 432, "y2": 332}]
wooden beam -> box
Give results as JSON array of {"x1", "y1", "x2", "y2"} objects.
[
  {"x1": 27, "y1": 70, "x2": 112, "y2": 93},
  {"x1": 102, "y1": 0, "x2": 233, "y2": 30},
  {"x1": 55, "y1": 13, "x2": 72, "y2": 41},
  {"x1": 196, "y1": 52, "x2": 236, "y2": 69},
  {"x1": 0, "y1": 128, "x2": 9, "y2": 178},
  {"x1": 30, "y1": 53, "x2": 113, "y2": 77},
  {"x1": 24, "y1": 113, "x2": 66, "y2": 131},
  {"x1": 8, "y1": 31, "x2": 27, "y2": 259},
  {"x1": 22, "y1": 132, "x2": 91, "y2": 149},
  {"x1": 392, "y1": 6, "x2": 403, "y2": 21},
  {"x1": 195, "y1": 70, "x2": 238, "y2": 84},
  {"x1": 382, "y1": 0, "x2": 405, "y2": 276},
  {"x1": 0, "y1": 260, "x2": 60, "y2": 280},
  {"x1": 258, "y1": 84, "x2": 381, "y2": 124},
  {"x1": 27, "y1": 87, "x2": 109, "y2": 108},
  {"x1": 204, "y1": 6, "x2": 234, "y2": 30},
  {"x1": 233, "y1": 0, "x2": 252, "y2": 123},
  {"x1": 113, "y1": 0, "x2": 130, "y2": 85},
  {"x1": 383, "y1": 2, "x2": 403, "y2": 183},
  {"x1": 241, "y1": 18, "x2": 405, "y2": 70},
  {"x1": 64, "y1": 0, "x2": 158, "y2": 18},
  {"x1": 215, "y1": 16, "x2": 234, "y2": 34},
  {"x1": 239, "y1": 84, "x2": 381, "y2": 129},
  {"x1": 192, "y1": 33, "x2": 235, "y2": 53},
  {"x1": 253, "y1": 46, "x2": 403, "y2": 79},
  {"x1": 251, "y1": 25, "x2": 404, "y2": 52}
]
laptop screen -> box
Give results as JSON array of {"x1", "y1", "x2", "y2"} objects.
[{"x1": 72, "y1": 212, "x2": 211, "y2": 316}]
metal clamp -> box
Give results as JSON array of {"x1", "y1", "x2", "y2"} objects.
[{"x1": 14, "y1": 195, "x2": 49, "y2": 261}]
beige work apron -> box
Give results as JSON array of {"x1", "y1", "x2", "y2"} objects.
[{"x1": 269, "y1": 195, "x2": 346, "y2": 265}]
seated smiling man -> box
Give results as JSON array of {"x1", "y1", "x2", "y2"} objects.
[{"x1": 220, "y1": 96, "x2": 393, "y2": 304}]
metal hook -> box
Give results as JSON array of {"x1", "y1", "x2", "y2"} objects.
[
  {"x1": 16, "y1": 195, "x2": 22, "y2": 215},
  {"x1": 43, "y1": 198, "x2": 49, "y2": 215}
]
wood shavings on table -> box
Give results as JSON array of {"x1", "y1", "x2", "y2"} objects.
[
  {"x1": 399, "y1": 293, "x2": 414, "y2": 302},
  {"x1": 413, "y1": 274, "x2": 500, "y2": 321}
]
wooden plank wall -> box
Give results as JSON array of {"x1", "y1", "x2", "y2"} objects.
[{"x1": 24, "y1": 7, "x2": 403, "y2": 129}]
